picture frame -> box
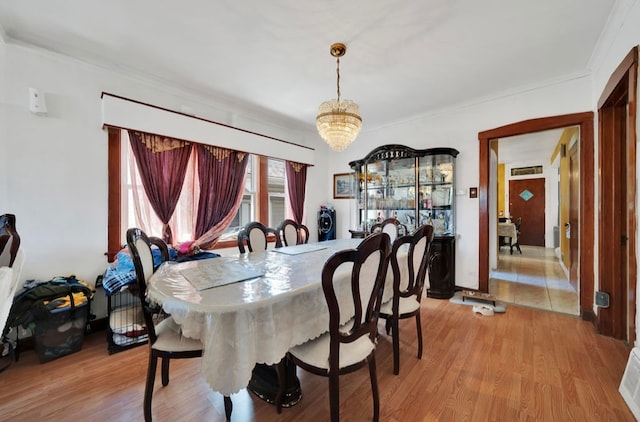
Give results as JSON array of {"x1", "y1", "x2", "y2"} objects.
[{"x1": 333, "y1": 173, "x2": 355, "y2": 199}]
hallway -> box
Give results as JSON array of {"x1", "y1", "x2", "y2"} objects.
[{"x1": 489, "y1": 245, "x2": 579, "y2": 316}]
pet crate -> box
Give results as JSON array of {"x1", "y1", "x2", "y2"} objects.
[{"x1": 107, "y1": 287, "x2": 148, "y2": 354}]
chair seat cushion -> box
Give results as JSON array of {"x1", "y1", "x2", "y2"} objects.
[
  {"x1": 152, "y1": 316, "x2": 203, "y2": 352},
  {"x1": 289, "y1": 330, "x2": 375, "y2": 370},
  {"x1": 379, "y1": 296, "x2": 421, "y2": 316}
]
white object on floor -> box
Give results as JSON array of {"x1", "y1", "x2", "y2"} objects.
[
  {"x1": 449, "y1": 291, "x2": 507, "y2": 313},
  {"x1": 473, "y1": 304, "x2": 495, "y2": 316}
]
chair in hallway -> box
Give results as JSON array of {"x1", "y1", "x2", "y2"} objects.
[
  {"x1": 512, "y1": 217, "x2": 522, "y2": 255},
  {"x1": 237, "y1": 221, "x2": 282, "y2": 253},
  {"x1": 127, "y1": 228, "x2": 232, "y2": 421},
  {"x1": 370, "y1": 218, "x2": 408, "y2": 243},
  {"x1": 277, "y1": 219, "x2": 309, "y2": 246},
  {"x1": 378, "y1": 224, "x2": 434, "y2": 375},
  {"x1": 278, "y1": 232, "x2": 391, "y2": 421}
]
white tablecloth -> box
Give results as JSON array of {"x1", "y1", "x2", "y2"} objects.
[
  {"x1": 497, "y1": 222, "x2": 517, "y2": 239},
  {"x1": 147, "y1": 238, "x2": 403, "y2": 395}
]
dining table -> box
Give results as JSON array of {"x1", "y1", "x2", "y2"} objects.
[
  {"x1": 497, "y1": 222, "x2": 518, "y2": 254},
  {"x1": 147, "y1": 238, "x2": 405, "y2": 398}
]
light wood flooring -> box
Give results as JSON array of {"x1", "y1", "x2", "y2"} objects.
[
  {"x1": 0, "y1": 297, "x2": 633, "y2": 421},
  {"x1": 490, "y1": 245, "x2": 579, "y2": 316}
]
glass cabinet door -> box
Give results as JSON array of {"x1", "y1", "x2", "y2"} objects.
[
  {"x1": 418, "y1": 153, "x2": 455, "y2": 236},
  {"x1": 358, "y1": 157, "x2": 416, "y2": 233}
]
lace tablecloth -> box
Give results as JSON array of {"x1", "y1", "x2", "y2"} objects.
[
  {"x1": 497, "y1": 222, "x2": 517, "y2": 239},
  {"x1": 147, "y1": 238, "x2": 404, "y2": 395}
]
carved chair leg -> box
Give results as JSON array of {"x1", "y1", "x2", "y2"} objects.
[
  {"x1": 161, "y1": 357, "x2": 170, "y2": 386},
  {"x1": 328, "y1": 370, "x2": 340, "y2": 422},
  {"x1": 392, "y1": 318, "x2": 400, "y2": 375},
  {"x1": 144, "y1": 354, "x2": 158, "y2": 422},
  {"x1": 416, "y1": 312, "x2": 423, "y2": 359},
  {"x1": 224, "y1": 395, "x2": 233, "y2": 421},
  {"x1": 368, "y1": 354, "x2": 380, "y2": 422}
]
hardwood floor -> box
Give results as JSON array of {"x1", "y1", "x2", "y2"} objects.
[{"x1": 0, "y1": 297, "x2": 633, "y2": 421}]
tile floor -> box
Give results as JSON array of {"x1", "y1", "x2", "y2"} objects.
[{"x1": 489, "y1": 245, "x2": 580, "y2": 316}]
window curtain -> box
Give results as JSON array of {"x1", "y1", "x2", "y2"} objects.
[
  {"x1": 129, "y1": 145, "x2": 199, "y2": 243},
  {"x1": 193, "y1": 145, "x2": 249, "y2": 250},
  {"x1": 128, "y1": 131, "x2": 193, "y2": 244},
  {"x1": 285, "y1": 161, "x2": 308, "y2": 224}
]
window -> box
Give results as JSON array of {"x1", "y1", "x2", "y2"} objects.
[
  {"x1": 221, "y1": 154, "x2": 256, "y2": 239},
  {"x1": 268, "y1": 158, "x2": 286, "y2": 228},
  {"x1": 121, "y1": 129, "x2": 288, "y2": 246}
]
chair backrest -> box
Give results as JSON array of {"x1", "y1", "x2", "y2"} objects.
[
  {"x1": 322, "y1": 232, "x2": 391, "y2": 363},
  {"x1": 237, "y1": 221, "x2": 282, "y2": 253},
  {"x1": 277, "y1": 219, "x2": 310, "y2": 246},
  {"x1": 370, "y1": 218, "x2": 408, "y2": 243},
  {"x1": 514, "y1": 217, "x2": 522, "y2": 231},
  {"x1": 0, "y1": 249, "x2": 25, "y2": 337},
  {"x1": 0, "y1": 214, "x2": 20, "y2": 268},
  {"x1": 390, "y1": 224, "x2": 435, "y2": 310},
  {"x1": 126, "y1": 228, "x2": 170, "y2": 345}
]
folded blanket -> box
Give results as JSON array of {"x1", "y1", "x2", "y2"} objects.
[{"x1": 102, "y1": 267, "x2": 137, "y2": 296}]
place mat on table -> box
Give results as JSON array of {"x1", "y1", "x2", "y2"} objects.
[
  {"x1": 180, "y1": 260, "x2": 264, "y2": 291},
  {"x1": 272, "y1": 244, "x2": 327, "y2": 255}
]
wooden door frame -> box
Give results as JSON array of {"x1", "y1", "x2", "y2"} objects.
[
  {"x1": 478, "y1": 112, "x2": 595, "y2": 320},
  {"x1": 597, "y1": 47, "x2": 637, "y2": 342}
]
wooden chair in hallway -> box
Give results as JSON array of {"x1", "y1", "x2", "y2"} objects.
[{"x1": 512, "y1": 216, "x2": 522, "y2": 254}]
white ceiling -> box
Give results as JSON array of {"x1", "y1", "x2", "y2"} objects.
[
  {"x1": 0, "y1": 0, "x2": 616, "y2": 134},
  {"x1": 499, "y1": 129, "x2": 567, "y2": 166}
]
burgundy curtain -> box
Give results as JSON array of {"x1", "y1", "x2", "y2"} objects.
[
  {"x1": 286, "y1": 161, "x2": 308, "y2": 224},
  {"x1": 128, "y1": 131, "x2": 193, "y2": 244},
  {"x1": 193, "y1": 145, "x2": 249, "y2": 249}
]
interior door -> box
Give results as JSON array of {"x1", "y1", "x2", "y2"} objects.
[
  {"x1": 569, "y1": 143, "x2": 580, "y2": 291},
  {"x1": 509, "y1": 178, "x2": 546, "y2": 246}
]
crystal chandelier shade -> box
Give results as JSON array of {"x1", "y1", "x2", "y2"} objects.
[{"x1": 316, "y1": 43, "x2": 362, "y2": 152}]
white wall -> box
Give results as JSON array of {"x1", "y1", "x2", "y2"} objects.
[{"x1": 0, "y1": 42, "x2": 325, "y2": 285}]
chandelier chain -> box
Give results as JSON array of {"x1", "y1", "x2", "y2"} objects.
[{"x1": 336, "y1": 57, "x2": 341, "y2": 102}]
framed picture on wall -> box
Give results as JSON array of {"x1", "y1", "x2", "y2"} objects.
[{"x1": 333, "y1": 173, "x2": 355, "y2": 199}]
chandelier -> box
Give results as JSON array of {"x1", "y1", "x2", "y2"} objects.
[{"x1": 316, "y1": 43, "x2": 362, "y2": 152}]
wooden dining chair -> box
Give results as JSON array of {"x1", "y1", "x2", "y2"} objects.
[
  {"x1": 0, "y1": 214, "x2": 20, "y2": 268},
  {"x1": 276, "y1": 219, "x2": 310, "y2": 246},
  {"x1": 370, "y1": 218, "x2": 408, "y2": 243},
  {"x1": 378, "y1": 224, "x2": 434, "y2": 375},
  {"x1": 237, "y1": 221, "x2": 282, "y2": 253},
  {"x1": 278, "y1": 232, "x2": 391, "y2": 422},
  {"x1": 512, "y1": 217, "x2": 523, "y2": 254},
  {"x1": 126, "y1": 228, "x2": 232, "y2": 422}
]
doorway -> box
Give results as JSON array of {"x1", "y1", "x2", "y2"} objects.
[
  {"x1": 478, "y1": 112, "x2": 595, "y2": 320},
  {"x1": 596, "y1": 47, "x2": 637, "y2": 343},
  {"x1": 508, "y1": 178, "x2": 545, "y2": 247}
]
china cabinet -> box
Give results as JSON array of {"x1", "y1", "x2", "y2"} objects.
[{"x1": 348, "y1": 144, "x2": 459, "y2": 298}]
